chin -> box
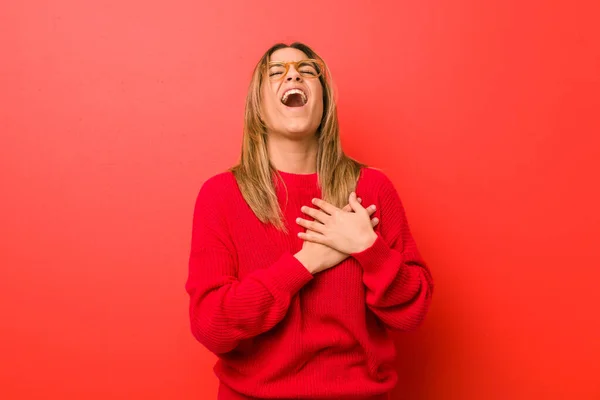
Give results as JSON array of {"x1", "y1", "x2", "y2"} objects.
[
  {"x1": 281, "y1": 122, "x2": 318, "y2": 138},
  {"x1": 280, "y1": 114, "x2": 321, "y2": 136}
]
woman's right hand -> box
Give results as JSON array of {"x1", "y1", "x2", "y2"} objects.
[{"x1": 294, "y1": 198, "x2": 378, "y2": 274}]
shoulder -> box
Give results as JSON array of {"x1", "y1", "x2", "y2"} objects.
[
  {"x1": 358, "y1": 166, "x2": 406, "y2": 211},
  {"x1": 358, "y1": 166, "x2": 397, "y2": 193},
  {"x1": 199, "y1": 171, "x2": 237, "y2": 193},
  {"x1": 195, "y1": 171, "x2": 238, "y2": 207},
  {"x1": 191, "y1": 171, "x2": 241, "y2": 232}
]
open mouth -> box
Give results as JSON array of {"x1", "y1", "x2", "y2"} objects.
[{"x1": 281, "y1": 88, "x2": 308, "y2": 107}]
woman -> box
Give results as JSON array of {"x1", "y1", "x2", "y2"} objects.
[{"x1": 185, "y1": 42, "x2": 434, "y2": 400}]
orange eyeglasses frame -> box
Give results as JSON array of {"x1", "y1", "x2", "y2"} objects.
[{"x1": 265, "y1": 59, "x2": 325, "y2": 81}]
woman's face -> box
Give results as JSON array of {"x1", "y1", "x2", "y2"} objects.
[{"x1": 260, "y1": 47, "x2": 324, "y2": 140}]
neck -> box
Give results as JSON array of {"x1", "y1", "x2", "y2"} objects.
[{"x1": 267, "y1": 133, "x2": 319, "y2": 174}]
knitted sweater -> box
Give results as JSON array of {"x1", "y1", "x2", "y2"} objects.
[{"x1": 185, "y1": 167, "x2": 434, "y2": 399}]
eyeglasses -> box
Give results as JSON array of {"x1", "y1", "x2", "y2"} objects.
[{"x1": 266, "y1": 59, "x2": 325, "y2": 81}]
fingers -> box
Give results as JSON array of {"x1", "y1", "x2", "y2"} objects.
[
  {"x1": 301, "y1": 205, "x2": 330, "y2": 224},
  {"x1": 296, "y1": 217, "x2": 325, "y2": 234},
  {"x1": 308, "y1": 196, "x2": 376, "y2": 221},
  {"x1": 342, "y1": 197, "x2": 361, "y2": 212},
  {"x1": 297, "y1": 230, "x2": 327, "y2": 245},
  {"x1": 311, "y1": 198, "x2": 339, "y2": 215},
  {"x1": 332, "y1": 197, "x2": 377, "y2": 217},
  {"x1": 348, "y1": 192, "x2": 366, "y2": 213}
]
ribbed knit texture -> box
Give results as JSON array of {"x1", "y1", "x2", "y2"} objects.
[{"x1": 185, "y1": 167, "x2": 434, "y2": 400}]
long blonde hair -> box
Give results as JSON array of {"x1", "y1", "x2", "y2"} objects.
[{"x1": 230, "y1": 42, "x2": 365, "y2": 231}]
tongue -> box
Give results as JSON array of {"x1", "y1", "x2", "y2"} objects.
[{"x1": 285, "y1": 93, "x2": 305, "y2": 107}]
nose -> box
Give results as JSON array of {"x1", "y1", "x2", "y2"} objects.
[{"x1": 285, "y1": 66, "x2": 303, "y2": 82}]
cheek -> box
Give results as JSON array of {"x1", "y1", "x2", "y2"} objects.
[
  {"x1": 261, "y1": 87, "x2": 279, "y2": 120},
  {"x1": 313, "y1": 90, "x2": 324, "y2": 117},
  {"x1": 311, "y1": 85, "x2": 324, "y2": 110}
]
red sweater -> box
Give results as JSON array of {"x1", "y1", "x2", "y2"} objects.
[{"x1": 185, "y1": 167, "x2": 434, "y2": 399}]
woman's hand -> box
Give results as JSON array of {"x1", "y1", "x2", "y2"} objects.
[
  {"x1": 294, "y1": 197, "x2": 379, "y2": 274},
  {"x1": 296, "y1": 192, "x2": 378, "y2": 255}
]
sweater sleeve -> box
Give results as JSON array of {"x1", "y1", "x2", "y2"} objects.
[
  {"x1": 185, "y1": 176, "x2": 314, "y2": 355},
  {"x1": 351, "y1": 172, "x2": 434, "y2": 331}
]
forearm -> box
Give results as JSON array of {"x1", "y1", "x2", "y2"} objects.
[
  {"x1": 187, "y1": 252, "x2": 313, "y2": 354},
  {"x1": 352, "y1": 233, "x2": 434, "y2": 330}
]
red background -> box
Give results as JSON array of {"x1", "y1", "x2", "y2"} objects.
[{"x1": 1, "y1": 0, "x2": 599, "y2": 399}]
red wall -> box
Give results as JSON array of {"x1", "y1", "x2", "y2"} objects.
[{"x1": 1, "y1": 0, "x2": 599, "y2": 399}]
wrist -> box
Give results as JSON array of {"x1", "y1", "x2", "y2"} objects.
[
  {"x1": 355, "y1": 231, "x2": 378, "y2": 254},
  {"x1": 294, "y1": 249, "x2": 319, "y2": 274}
]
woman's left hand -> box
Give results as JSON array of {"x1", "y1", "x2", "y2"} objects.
[{"x1": 296, "y1": 192, "x2": 378, "y2": 254}]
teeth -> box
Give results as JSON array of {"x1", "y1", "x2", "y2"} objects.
[{"x1": 281, "y1": 89, "x2": 307, "y2": 105}]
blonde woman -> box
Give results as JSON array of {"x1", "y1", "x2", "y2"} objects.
[{"x1": 185, "y1": 42, "x2": 434, "y2": 400}]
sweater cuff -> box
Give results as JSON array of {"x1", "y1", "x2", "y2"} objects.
[
  {"x1": 263, "y1": 252, "x2": 314, "y2": 296},
  {"x1": 351, "y1": 233, "x2": 396, "y2": 272}
]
